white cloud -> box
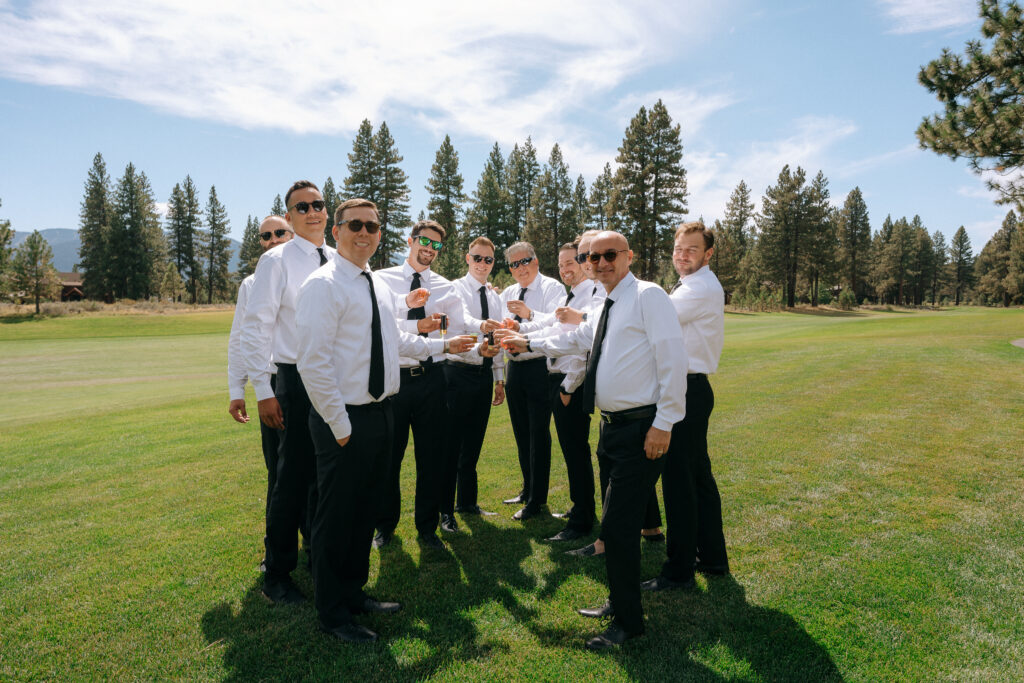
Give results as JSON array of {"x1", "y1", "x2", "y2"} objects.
[
  {"x1": 154, "y1": 202, "x2": 169, "y2": 217},
  {"x1": 836, "y1": 144, "x2": 919, "y2": 178},
  {"x1": 0, "y1": 0, "x2": 734, "y2": 150},
  {"x1": 877, "y1": 0, "x2": 977, "y2": 34}
]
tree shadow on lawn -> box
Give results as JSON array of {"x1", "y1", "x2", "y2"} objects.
[{"x1": 202, "y1": 516, "x2": 541, "y2": 681}]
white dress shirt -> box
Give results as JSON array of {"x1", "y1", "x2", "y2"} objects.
[
  {"x1": 520, "y1": 278, "x2": 598, "y2": 393},
  {"x1": 296, "y1": 258, "x2": 445, "y2": 441},
  {"x1": 377, "y1": 262, "x2": 468, "y2": 367},
  {"x1": 228, "y1": 274, "x2": 259, "y2": 401},
  {"x1": 670, "y1": 265, "x2": 725, "y2": 374},
  {"x1": 499, "y1": 272, "x2": 566, "y2": 362},
  {"x1": 530, "y1": 272, "x2": 687, "y2": 431},
  {"x1": 240, "y1": 236, "x2": 337, "y2": 401},
  {"x1": 450, "y1": 273, "x2": 506, "y2": 382}
]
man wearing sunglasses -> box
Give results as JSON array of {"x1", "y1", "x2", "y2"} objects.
[
  {"x1": 498, "y1": 242, "x2": 567, "y2": 522},
  {"x1": 495, "y1": 230, "x2": 687, "y2": 651},
  {"x1": 373, "y1": 219, "x2": 472, "y2": 549},
  {"x1": 241, "y1": 180, "x2": 336, "y2": 606},
  {"x1": 442, "y1": 236, "x2": 505, "y2": 520},
  {"x1": 227, "y1": 215, "x2": 293, "y2": 571}
]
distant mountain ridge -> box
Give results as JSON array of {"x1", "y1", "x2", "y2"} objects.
[{"x1": 11, "y1": 228, "x2": 242, "y2": 273}]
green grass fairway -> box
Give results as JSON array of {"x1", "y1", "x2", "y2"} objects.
[{"x1": 2, "y1": 307, "x2": 1022, "y2": 681}]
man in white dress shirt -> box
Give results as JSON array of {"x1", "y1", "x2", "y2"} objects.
[
  {"x1": 241, "y1": 180, "x2": 336, "y2": 605},
  {"x1": 442, "y1": 236, "x2": 505, "y2": 519},
  {"x1": 296, "y1": 198, "x2": 476, "y2": 643},
  {"x1": 227, "y1": 215, "x2": 292, "y2": 570},
  {"x1": 498, "y1": 230, "x2": 687, "y2": 650},
  {"x1": 374, "y1": 219, "x2": 470, "y2": 549},
  {"x1": 643, "y1": 221, "x2": 729, "y2": 592},
  {"x1": 497, "y1": 241, "x2": 566, "y2": 521}
]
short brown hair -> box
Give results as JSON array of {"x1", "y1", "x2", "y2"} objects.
[
  {"x1": 468, "y1": 236, "x2": 494, "y2": 251},
  {"x1": 559, "y1": 242, "x2": 577, "y2": 253},
  {"x1": 674, "y1": 221, "x2": 714, "y2": 250},
  {"x1": 411, "y1": 219, "x2": 447, "y2": 240},
  {"x1": 334, "y1": 198, "x2": 378, "y2": 225},
  {"x1": 284, "y1": 180, "x2": 319, "y2": 209}
]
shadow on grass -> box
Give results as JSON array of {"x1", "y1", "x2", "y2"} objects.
[
  {"x1": 784, "y1": 307, "x2": 865, "y2": 317},
  {"x1": 0, "y1": 313, "x2": 40, "y2": 324}
]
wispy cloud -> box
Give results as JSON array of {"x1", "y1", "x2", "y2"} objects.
[
  {"x1": 877, "y1": 0, "x2": 977, "y2": 34},
  {"x1": 836, "y1": 144, "x2": 919, "y2": 178},
  {"x1": 0, "y1": 0, "x2": 734, "y2": 152}
]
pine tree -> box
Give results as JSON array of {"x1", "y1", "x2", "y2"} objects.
[
  {"x1": 715, "y1": 180, "x2": 755, "y2": 301},
  {"x1": 757, "y1": 165, "x2": 809, "y2": 307},
  {"x1": 506, "y1": 138, "x2": 540, "y2": 244},
  {"x1": 165, "y1": 175, "x2": 202, "y2": 303},
  {"x1": 107, "y1": 164, "x2": 164, "y2": 299},
  {"x1": 931, "y1": 230, "x2": 951, "y2": 305},
  {"x1": 270, "y1": 194, "x2": 285, "y2": 216},
  {"x1": 837, "y1": 187, "x2": 871, "y2": 300},
  {"x1": 974, "y1": 210, "x2": 1018, "y2": 305},
  {"x1": 78, "y1": 152, "x2": 111, "y2": 301},
  {"x1": 372, "y1": 122, "x2": 412, "y2": 270},
  {"x1": 1007, "y1": 220, "x2": 1024, "y2": 302},
  {"x1": 467, "y1": 142, "x2": 513, "y2": 268},
  {"x1": 910, "y1": 217, "x2": 935, "y2": 305},
  {"x1": 950, "y1": 226, "x2": 974, "y2": 305},
  {"x1": 322, "y1": 176, "x2": 340, "y2": 248},
  {"x1": 0, "y1": 199, "x2": 14, "y2": 299},
  {"x1": 869, "y1": 215, "x2": 896, "y2": 303},
  {"x1": 202, "y1": 185, "x2": 232, "y2": 303},
  {"x1": 12, "y1": 230, "x2": 61, "y2": 313},
  {"x1": 801, "y1": 172, "x2": 837, "y2": 306},
  {"x1": 426, "y1": 135, "x2": 466, "y2": 279},
  {"x1": 237, "y1": 215, "x2": 262, "y2": 281},
  {"x1": 880, "y1": 217, "x2": 919, "y2": 305},
  {"x1": 587, "y1": 163, "x2": 615, "y2": 231},
  {"x1": 523, "y1": 144, "x2": 574, "y2": 274},
  {"x1": 344, "y1": 119, "x2": 378, "y2": 202},
  {"x1": 570, "y1": 175, "x2": 588, "y2": 235}
]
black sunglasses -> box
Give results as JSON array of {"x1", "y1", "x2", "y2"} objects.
[
  {"x1": 288, "y1": 200, "x2": 326, "y2": 214},
  {"x1": 574, "y1": 251, "x2": 589, "y2": 264},
  {"x1": 588, "y1": 249, "x2": 628, "y2": 264},
  {"x1": 508, "y1": 256, "x2": 535, "y2": 269},
  {"x1": 339, "y1": 219, "x2": 381, "y2": 234},
  {"x1": 470, "y1": 254, "x2": 495, "y2": 264},
  {"x1": 260, "y1": 228, "x2": 291, "y2": 241}
]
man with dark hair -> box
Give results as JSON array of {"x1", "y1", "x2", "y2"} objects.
[
  {"x1": 228, "y1": 215, "x2": 293, "y2": 571},
  {"x1": 241, "y1": 180, "x2": 335, "y2": 605},
  {"x1": 374, "y1": 219, "x2": 473, "y2": 548},
  {"x1": 497, "y1": 230, "x2": 687, "y2": 651},
  {"x1": 643, "y1": 220, "x2": 729, "y2": 592},
  {"x1": 443, "y1": 236, "x2": 505, "y2": 519},
  {"x1": 297, "y1": 198, "x2": 477, "y2": 642}
]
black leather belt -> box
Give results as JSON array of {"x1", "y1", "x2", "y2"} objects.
[
  {"x1": 687, "y1": 373, "x2": 707, "y2": 379},
  {"x1": 400, "y1": 361, "x2": 445, "y2": 379},
  {"x1": 600, "y1": 404, "x2": 657, "y2": 424},
  {"x1": 448, "y1": 361, "x2": 490, "y2": 373},
  {"x1": 346, "y1": 397, "x2": 391, "y2": 412}
]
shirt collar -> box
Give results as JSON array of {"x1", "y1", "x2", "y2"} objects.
[
  {"x1": 570, "y1": 279, "x2": 591, "y2": 297},
  {"x1": 403, "y1": 261, "x2": 430, "y2": 282},
  {"x1": 519, "y1": 272, "x2": 539, "y2": 291},
  {"x1": 336, "y1": 255, "x2": 368, "y2": 280},
  {"x1": 292, "y1": 233, "x2": 325, "y2": 254},
  {"x1": 605, "y1": 271, "x2": 636, "y2": 302},
  {"x1": 681, "y1": 265, "x2": 710, "y2": 283}
]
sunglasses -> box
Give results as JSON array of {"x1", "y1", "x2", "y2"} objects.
[
  {"x1": 260, "y1": 228, "x2": 291, "y2": 241},
  {"x1": 288, "y1": 200, "x2": 326, "y2": 214},
  {"x1": 470, "y1": 254, "x2": 494, "y2": 264},
  {"x1": 415, "y1": 235, "x2": 444, "y2": 250},
  {"x1": 588, "y1": 249, "x2": 628, "y2": 263},
  {"x1": 575, "y1": 252, "x2": 589, "y2": 264},
  {"x1": 508, "y1": 256, "x2": 535, "y2": 269},
  {"x1": 339, "y1": 219, "x2": 381, "y2": 234}
]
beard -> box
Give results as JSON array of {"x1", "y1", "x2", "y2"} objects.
[{"x1": 416, "y1": 251, "x2": 436, "y2": 267}]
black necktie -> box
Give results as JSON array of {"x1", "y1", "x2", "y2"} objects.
[
  {"x1": 670, "y1": 280, "x2": 681, "y2": 293},
  {"x1": 408, "y1": 271, "x2": 427, "y2": 333},
  {"x1": 581, "y1": 298, "x2": 614, "y2": 415},
  {"x1": 592, "y1": 285, "x2": 597, "y2": 298},
  {"x1": 316, "y1": 247, "x2": 328, "y2": 266},
  {"x1": 514, "y1": 287, "x2": 527, "y2": 322},
  {"x1": 565, "y1": 290, "x2": 575, "y2": 305},
  {"x1": 479, "y1": 285, "x2": 492, "y2": 370},
  {"x1": 361, "y1": 272, "x2": 385, "y2": 399}
]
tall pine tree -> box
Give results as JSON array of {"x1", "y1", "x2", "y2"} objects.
[
  {"x1": 426, "y1": 135, "x2": 466, "y2": 279},
  {"x1": 523, "y1": 144, "x2": 574, "y2": 274},
  {"x1": 837, "y1": 187, "x2": 871, "y2": 301},
  {"x1": 107, "y1": 164, "x2": 165, "y2": 299},
  {"x1": 949, "y1": 226, "x2": 974, "y2": 305},
  {"x1": 344, "y1": 119, "x2": 378, "y2": 201},
  {"x1": 372, "y1": 122, "x2": 412, "y2": 270},
  {"x1": 165, "y1": 175, "x2": 202, "y2": 303},
  {"x1": 506, "y1": 138, "x2": 540, "y2": 245},
  {"x1": 78, "y1": 152, "x2": 111, "y2": 301},
  {"x1": 202, "y1": 185, "x2": 232, "y2": 303},
  {"x1": 237, "y1": 215, "x2": 262, "y2": 281},
  {"x1": 974, "y1": 210, "x2": 1018, "y2": 305},
  {"x1": 0, "y1": 198, "x2": 14, "y2": 299},
  {"x1": 322, "y1": 176, "x2": 340, "y2": 248},
  {"x1": 714, "y1": 179, "x2": 755, "y2": 302},
  {"x1": 467, "y1": 142, "x2": 513, "y2": 268},
  {"x1": 930, "y1": 230, "x2": 951, "y2": 305},
  {"x1": 757, "y1": 165, "x2": 809, "y2": 307},
  {"x1": 587, "y1": 163, "x2": 615, "y2": 231},
  {"x1": 270, "y1": 194, "x2": 285, "y2": 216}
]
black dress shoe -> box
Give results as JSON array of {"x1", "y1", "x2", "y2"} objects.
[
  {"x1": 455, "y1": 504, "x2": 498, "y2": 516},
  {"x1": 546, "y1": 528, "x2": 586, "y2": 542},
  {"x1": 418, "y1": 533, "x2": 445, "y2": 549},
  {"x1": 577, "y1": 601, "x2": 614, "y2": 618},
  {"x1": 694, "y1": 560, "x2": 730, "y2": 575},
  {"x1": 261, "y1": 578, "x2": 307, "y2": 605},
  {"x1": 642, "y1": 532, "x2": 666, "y2": 543},
  {"x1": 551, "y1": 512, "x2": 569, "y2": 520},
  {"x1": 585, "y1": 622, "x2": 637, "y2": 651},
  {"x1": 513, "y1": 506, "x2": 546, "y2": 521},
  {"x1": 355, "y1": 597, "x2": 402, "y2": 614},
  {"x1": 566, "y1": 543, "x2": 604, "y2": 557},
  {"x1": 319, "y1": 622, "x2": 378, "y2": 643},
  {"x1": 503, "y1": 493, "x2": 525, "y2": 505},
  {"x1": 640, "y1": 575, "x2": 696, "y2": 592},
  {"x1": 372, "y1": 531, "x2": 393, "y2": 549},
  {"x1": 439, "y1": 514, "x2": 460, "y2": 533}
]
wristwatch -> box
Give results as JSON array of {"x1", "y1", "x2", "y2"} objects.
[{"x1": 581, "y1": 312, "x2": 588, "y2": 322}]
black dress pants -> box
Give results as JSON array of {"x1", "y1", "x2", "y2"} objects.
[
  {"x1": 309, "y1": 401, "x2": 392, "y2": 629},
  {"x1": 688, "y1": 375, "x2": 728, "y2": 567},
  {"x1": 599, "y1": 415, "x2": 666, "y2": 635},
  {"x1": 596, "y1": 425, "x2": 662, "y2": 541},
  {"x1": 549, "y1": 373, "x2": 595, "y2": 532},
  {"x1": 442, "y1": 363, "x2": 493, "y2": 512},
  {"x1": 264, "y1": 363, "x2": 316, "y2": 584},
  {"x1": 377, "y1": 366, "x2": 447, "y2": 537},
  {"x1": 506, "y1": 358, "x2": 552, "y2": 511}
]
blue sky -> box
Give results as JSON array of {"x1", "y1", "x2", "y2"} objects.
[{"x1": 0, "y1": 0, "x2": 1012, "y2": 251}]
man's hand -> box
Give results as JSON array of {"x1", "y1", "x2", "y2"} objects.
[
  {"x1": 493, "y1": 382, "x2": 506, "y2": 406},
  {"x1": 406, "y1": 287, "x2": 430, "y2": 308},
  {"x1": 480, "y1": 319, "x2": 503, "y2": 333},
  {"x1": 559, "y1": 391, "x2": 571, "y2": 407},
  {"x1": 447, "y1": 334, "x2": 478, "y2": 353},
  {"x1": 228, "y1": 399, "x2": 250, "y2": 424},
  {"x1": 493, "y1": 329, "x2": 528, "y2": 354},
  {"x1": 258, "y1": 397, "x2": 284, "y2": 430},
  {"x1": 336, "y1": 436, "x2": 350, "y2": 447},
  {"x1": 644, "y1": 426, "x2": 671, "y2": 460},
  {"x1": 555, "y1": 306, "x2": 583, "y2": 324},
  {"x1": 478, "y1": 340, "x2": 501, "y2": 357},
  {"x1": 506, "y1": 299, "x2": 532, "y2": 320},
  {"x1": 418, "y1": 313, "x2": 442, "y2": 333},
  {"x1": 501, "y1": 317, "x2": 520, "y2": 331}
]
